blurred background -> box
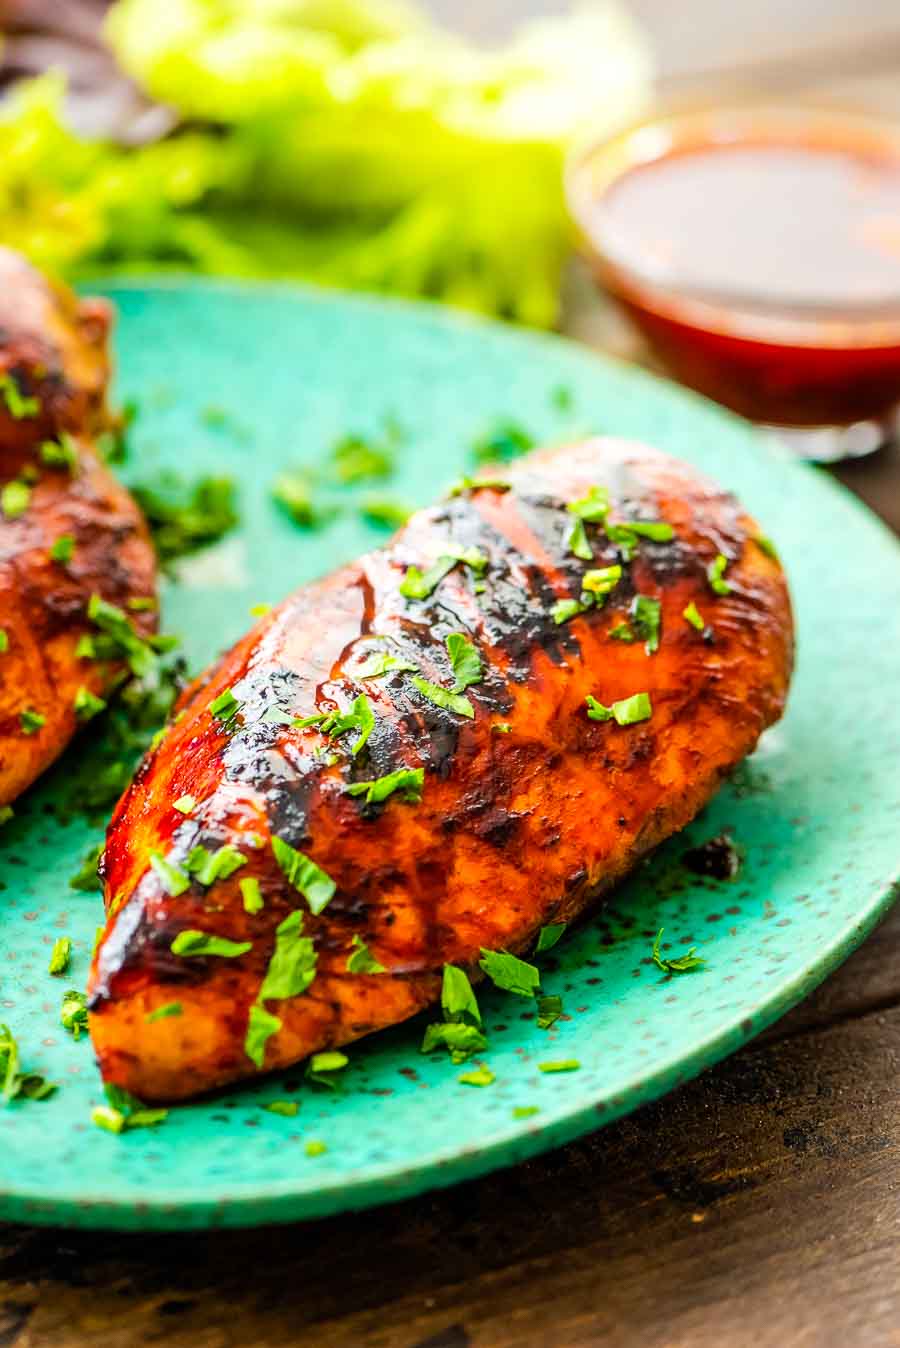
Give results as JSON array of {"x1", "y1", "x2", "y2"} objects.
[{"x1": 2, "y1": 0, "x2": 900, "y2": 505}]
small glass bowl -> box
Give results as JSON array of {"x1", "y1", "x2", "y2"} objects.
[{"x1": 565, "y1": 102, "x2": 900, "y2": 460}]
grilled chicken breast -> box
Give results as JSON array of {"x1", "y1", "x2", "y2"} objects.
[
  {"x1": 90, "y1": 437, "x2": 793, "y2": 1102},
  {"x1": 0, "y1": 249, "x2": 157, "y2": 806}
]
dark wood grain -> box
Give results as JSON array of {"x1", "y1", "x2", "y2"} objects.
[
  {"x1": 3, "y1": 911, "x2": 900, "y2": 1348},
  {"x1": 2, "y1": 4, "x2": 900, "y2": 1346}
]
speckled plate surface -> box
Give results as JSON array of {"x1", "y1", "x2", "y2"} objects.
[{"x1": 2, "y1": 281, "x2": 899, "y2": 1230}]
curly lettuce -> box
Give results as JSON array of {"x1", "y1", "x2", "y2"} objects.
[{"x1": 0, "y1": 2, "x2": 651, "y2": 326}]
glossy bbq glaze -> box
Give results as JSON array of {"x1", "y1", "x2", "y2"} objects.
[
  {"x1": 90, "y1": 438, "x2": 793, "y2": 1102},
  {"x1": 570, "y1": 109, "x2": 900, "y2": 426},
  {"x1": 0, "y1": 249, "x2": 157, "y2": 805}
]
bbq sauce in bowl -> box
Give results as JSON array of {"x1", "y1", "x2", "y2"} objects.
[{"x1": 568, "y1": 106, "x2": 900, "y2": 453}]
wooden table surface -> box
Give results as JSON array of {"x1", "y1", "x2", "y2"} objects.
[{"x1": 3, "y1": 5, "x2": 900, "y2": 1346}]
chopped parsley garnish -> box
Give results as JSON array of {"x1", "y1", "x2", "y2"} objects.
[
  {"x1": 421, "y1": 1021, "x2": 487, "y2": 1062},
  {"x1": 171, "y1": 930, "x2": 252, "y2": 959},
  {"x1": 95, "y1": 1084, "x2": 168, "y2": 1132},
  {"x1": 259, "y1": 911, "x2": 317, "y2": 1001},
  {"x1": 552, "y1": 597, "x2": 590, "y2": 626},
  {"x1": 585, "y1": 692, "x2": 652, "y2": 726},
  {"x1": 86, "y1": 594, "x2": 161, "y2": 678},
  {"x1": 209, "y1": 687, "x2": 241, "y2": 723},
  {"x1": 149, "y1": 852, "x2": 190, "y2": 897},
  {"x1": 347, "y1": 767, "x2": 424, "y2": 806},
  {"x1": 538, "y1": 1059, "x2": 580, "y2": 1073},
  {"x1": 60, "y1": 989, "x2": 89, "y2": 1038},
  {"x1": 20, "y1": 708, "x2": 45, "y2": 735},
  {"x1": 145, "y1": 1002, "x2": 183, "y2": 1023},
  {"x1": 132, "y1": 474, "x2": 238, "y2": 564},
  {"x1": 399, "y1": 557, "x2": 455, "y2": 600},
  {"x1": 70, "y1": 841, "x2": 103, "y2": 891},
  {"x1": 305, "y1": 1139, "x2": 327, "y2": 1157},
  {"x1": 360, "y1": 496, "x2": 414, "y2": 530},
  {"x1": 329, "y1": 432, "x2": 394, "y2": 484},
  {"x1": 553, "y1": 565, "x2": 622, "y2": 626},
  {"x1": 185, "y1": 844, "x2": 246, "y2": 886},
  {"x1": 1, "y1": 481, "x2": 30, "y2": 518},
  {"x1": 263, "y1": 1100, "x2": 299, "y2": 1117},
  {"x1": 91, "y1": 1106, "x2": 126, "y2": 1134},
  {"x1": 240, "y1": 876, "x2": 264, "y2": 915},
  {"x1": 630, "y1": 595, "x2": 661, "y2": 654},
  {"x1": 48, "y1": 937, "x2": 72, "y2": 976},
  {"x1": 651, "y1": 928, "x2": 705, "y2": 974},
  {"x1": 73, "y1": 686, "x2": 106, "y2": 721},
  {"x1": 448, "y1": 474, "x2": 510, "y2": 497},
  {"x1": 566, "y1": 516, "x2": 593, "y2": 561},
  {"x1": 628, "y1": 521, "x2": 675, "y2": 542},
  {"x1": 306, "y1": 1050, "x2": 349, "y2": 1088},
  {"x1": 400, "y1": 543, "x2": 487, "y2": 600},
  {"x1": 493, "y1": 722, "x2": 511, "y2": 734},
  {"x1": 272, "y1": 836, "x2": 335, "y2": 914},
  {"x1": 422, "y1": 965, "x2": 485, "y2": 1061},
  {"x1": 442, "y1": 965, "x2": 482, "y2": 1027},
  {"x1": 245, "y1": 1003, "x2": 282, "y2": 1068},
  {"x1": 582, "y1": 564, "x2": 622, "y2": 599},
  {"x1": 50, "y1": 534, "x2": 75, "y2": 564},
  {"x1": 318, "y1": 694, "x2": 375, "y2": 756},
  {"x1": 513, "y1": 1105, "x2": 540, "y2": 1119},
  {"x1": 1, "y1": 1024, "x2": 55, "y2": 1104},
  {"x1": 535, "y1": 923, "x2": 566, "y2": 954},
  {"x1": 346, "y1": 934, "x2": 386, "y2": 974},
  {"x1": 478, "y1": 949, "x2": 541, "y2": 998},
  {"x1": 536, "y1": 995, "x2": 563, "y2": 1029},
  {"x1": 471, "y1": 420, "x2": 534, "y2": 465},
  {"x1": 683, "y1": 601, "x2": 705, "y2": 631},
  {"x1": 446, "y1": 632, "x2": 482, "y2": 692},
  {"x1": 411, "y1": 676, "x2": 474, "y2": 719},
  {"x1": 0, "y1": 373, "x2": 38, "y2": 419},
  {"x1": 567, "y1": 485, "x2": 610, "y2": 522},
  {"x1": 0, "y1": 630, "x2": 7, "y2": 654},
  {"x1": 609, "y1": 622, "x2": 635, "y2": 642},
  {"x1": 271, "y1": 468, "x2": 319, "y2": 527},
  {"x1": 172, "y1": 793, "x2": 196, "y2": 815},
  {"x1": 605, "y1": 519, "x2": 674, "y2": 561},
  {"x1": 707, "y1": 553, "x2": 731, "y2": 595},
  {"x1": 443, "y1": 542, "x2": 489, "y2": 573},
  {"x1": 356, "y1": 650, "x2": 418, "y2": 679},
  {"x1": 40, "y1": 434, "x2": 78, "y2": 472},
  {"x1": 459, "y1": 1065, "x2": 494, "y2": 1087},
  {"x1": 755, "y1": 534, "x2": 779, "y2": 561}
]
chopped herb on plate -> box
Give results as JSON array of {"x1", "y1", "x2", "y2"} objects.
[
  {"x1": 585, "y1": 692, "x2": 652, "y2": 726},
  {"x1": 271, "y1": 837, "x2": 336, "y2": 914},
  {"x1": 535, "y1": 923, "x2": 566, "y2": 953},
  {"x1": 347, "y1": 767, "x2": 424, "y2": 806},
  {"x1": 707, "y1": 552, "x2": 731, "y2": 595},
  {"x1": 259, "y1": 911, "x2": 317, "y2": 1001},
  {"x1": 170, "y1": 930, "x2": 252, "y2": 959},
  {"x1": 48, "y1": 937, "x2": 72, "y2": 976},
  {"x1": 412, "y1": 676, "x2": 474, "y2": 719},
  {"x1": 459, "y1": 1064, "x2": 494, "y2": 1087},
  {"x1": 60, "y1": 989, "x2": 88, "y2": 1038},
  {"x1": 652, "y1": 928, "x2": 705, "y2": 974},
  {"x1": 479, "y1": 949, "x2": 541, "y2": 997},
  {"x1": 346, "y1": 934, "x2": 386, "y2": 974}
]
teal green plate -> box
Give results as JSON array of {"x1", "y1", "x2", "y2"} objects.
[{"x1": 2, "y1": 281, "x2": 899, "y2": 1230}]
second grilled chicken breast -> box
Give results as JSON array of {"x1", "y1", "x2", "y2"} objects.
[{"x1": 0, "y1": 249, "x2": 157, "y2": 806}]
